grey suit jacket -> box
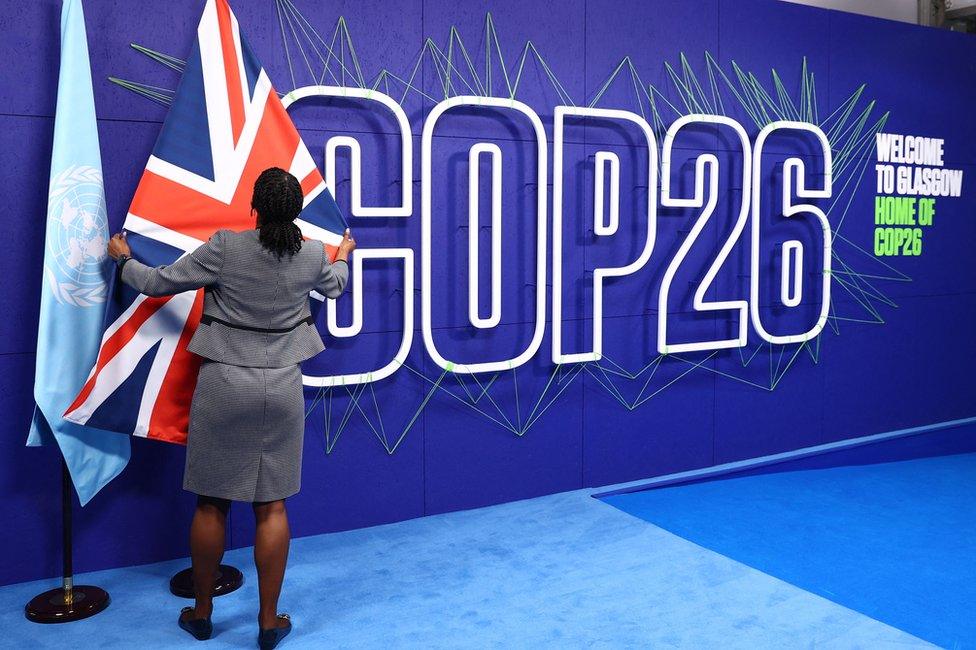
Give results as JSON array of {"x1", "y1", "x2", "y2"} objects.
[{"x1": 121, "y1": 229, "x2": 348, "y2": 368}]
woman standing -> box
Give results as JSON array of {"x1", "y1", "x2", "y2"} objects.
[{"x1": 107, "y1": 167, "x2": 355, "y2": 649}]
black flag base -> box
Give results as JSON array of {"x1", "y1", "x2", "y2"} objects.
[
  {"x1": 26, "y1": 459, "x2": 111, "y2": 624},
  {"x1": 25, "y1": 580, "x2": 110, "y2": 624},
  {"x1": 169, "y1": 564, "x2": 244, "y2": 599}
]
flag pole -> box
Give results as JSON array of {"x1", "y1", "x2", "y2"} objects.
[{"x1": 25, "y1": 457, "x2": 111, "y2": 623}]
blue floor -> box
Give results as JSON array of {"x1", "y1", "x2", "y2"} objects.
[
  {"x1": 604, "y1": 452, "x2": 976, "y2": 649},
  {"x1": 0, "y1": 487, "x2": 929, "y2": 648}
]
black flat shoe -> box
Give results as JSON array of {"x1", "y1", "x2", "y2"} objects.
[
  {"x1": 179, "y1": 606, "x2": 213, "y2": 641},
  {"x1": 258, "y1": 613, "x2": 292, "y2": 650}
]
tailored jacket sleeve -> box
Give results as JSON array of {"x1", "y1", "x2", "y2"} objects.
[
  {"x1": 316, "y1": 244, "x2": 350, "y2": 299},
  {"x1": 121, "y1": 230, "x2": 226, "y2": 297}
]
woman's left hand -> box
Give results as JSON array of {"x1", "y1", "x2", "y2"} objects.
[{"x1": 107, "y1": 232, "x2": 131, "y2": 260}]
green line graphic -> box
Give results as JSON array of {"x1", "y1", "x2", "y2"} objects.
[{"x1": 111, "y1": 5, "x2": 906, "y2": 453}]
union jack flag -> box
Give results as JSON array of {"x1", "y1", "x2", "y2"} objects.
[{"x1": 63, "y1": 0, "x2": 346, "y2": 444}]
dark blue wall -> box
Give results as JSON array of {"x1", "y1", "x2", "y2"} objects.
[{"x1": 2, "y1": 0, "x2": 975, "y2": 586}]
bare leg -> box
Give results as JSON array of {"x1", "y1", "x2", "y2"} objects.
[
  {"x1": 185, "y1": 494, "x2": 229, "y2": 621},
  {"x1": 253, "y1": 499, "x2": 291, "y2": 629}
]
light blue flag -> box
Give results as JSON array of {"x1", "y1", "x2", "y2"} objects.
[{"x1": 27, "y1": 0, "x2": 130, "y2": 506}]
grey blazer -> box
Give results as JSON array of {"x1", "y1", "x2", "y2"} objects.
[{"x1": 121, "y1": 229, "x2": 348, "y2": 368}]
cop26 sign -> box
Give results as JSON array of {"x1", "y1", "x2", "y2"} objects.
[{"x1": 283, "y1": 86, "x2": 840, "y2": 388}]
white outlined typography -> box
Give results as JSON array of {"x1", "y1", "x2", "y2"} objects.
[
  {"x1": 750, "y1": 121, "x2": 833, "y2": 345},
  {"x1": 284, "y1": 93, "x2": 835, "y2": 381},
  {"x1": 283, "y1": 86, "x2": 415, "y2": 386},
  {"x1": 421, "y1": 96, "x2": 548, "y2": 374},
  {"x1": 551, "y1": 107, "x2": 658, "y2": 364},
  {"x1": 657, "y1": 115, "x2": 752, "y2": 354}
]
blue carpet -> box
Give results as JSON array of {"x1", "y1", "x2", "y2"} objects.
[
  {"x1": 604, "y1": 452, "x2": 976, "y2": 649},
  {"x1": 0, "y1": 489, "x2": 929, "y2": 648}
]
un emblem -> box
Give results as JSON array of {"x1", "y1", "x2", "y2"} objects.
[{"x1": 45, "y1": 165, "x2": 109, "y2": 307}]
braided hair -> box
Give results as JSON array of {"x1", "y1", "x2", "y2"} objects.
[{"x1": 252, "y1": 167, "x2": 304, "y2": 259}]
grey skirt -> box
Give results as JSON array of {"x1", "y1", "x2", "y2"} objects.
[{"x1": 184, "y1": 360, "x2": 305, "y2": 502}]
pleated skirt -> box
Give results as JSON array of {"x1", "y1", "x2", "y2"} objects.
[{"x1": 183, "y1": 360, "x2": 305, "y2": 502}]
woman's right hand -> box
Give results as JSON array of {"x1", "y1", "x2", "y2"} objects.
[
  {"x1": 107, "y1": 231, "x2": 131, "y2": 260},
  {"x1": 337, "y1": 229, "x2": 356, "y2": 261}
]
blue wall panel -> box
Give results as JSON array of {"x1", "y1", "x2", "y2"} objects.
[
  {"x1": 822, "y1": 292, "x2": 976, "y2": 442},
  {"x1": 2, "y1": 0, "x2": 975, "y2": 585},
  {"x1": 0, "y1": 116, "x2": 51, "y2": 355},
  {"x1": 424, "y1": 328, "x2": 585, "y2": 514},
  {"x1": 581, "y1": 314, "x2": 717, "y2": 487},
  {"x1": 828, "y1": 12, "x2": 976, "y2": 167}
]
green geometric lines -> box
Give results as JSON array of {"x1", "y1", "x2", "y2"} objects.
[{"x1": 111, "y1": 6, "x2": 905, "y2": 452}]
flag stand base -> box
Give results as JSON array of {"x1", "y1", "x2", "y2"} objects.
[
  {"x1": 169, "y1": 564, "x2": 244, "y2": 598},
  {"x1": 25, "y1": 583, "x2": 110, "y2": 624},
  {"x1": 25, "y1": 460, "x2": 111, "y2": 624}
]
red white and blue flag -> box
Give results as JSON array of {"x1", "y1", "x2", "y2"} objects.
[{"x1": 64, "y1": 0, "x2": 346, "y2": 444}]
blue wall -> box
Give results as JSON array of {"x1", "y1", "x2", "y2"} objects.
[{"x1": 2, "y1": 0, "x2": 975, "y2": 586}]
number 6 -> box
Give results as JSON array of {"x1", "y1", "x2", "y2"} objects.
[{"x1": 750, "y1": 121, "x2": 833, "y2": 344}]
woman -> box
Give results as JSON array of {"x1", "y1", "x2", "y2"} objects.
[{"x1": 107, "y1": 167, "x2": 355, "y2": 649}]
